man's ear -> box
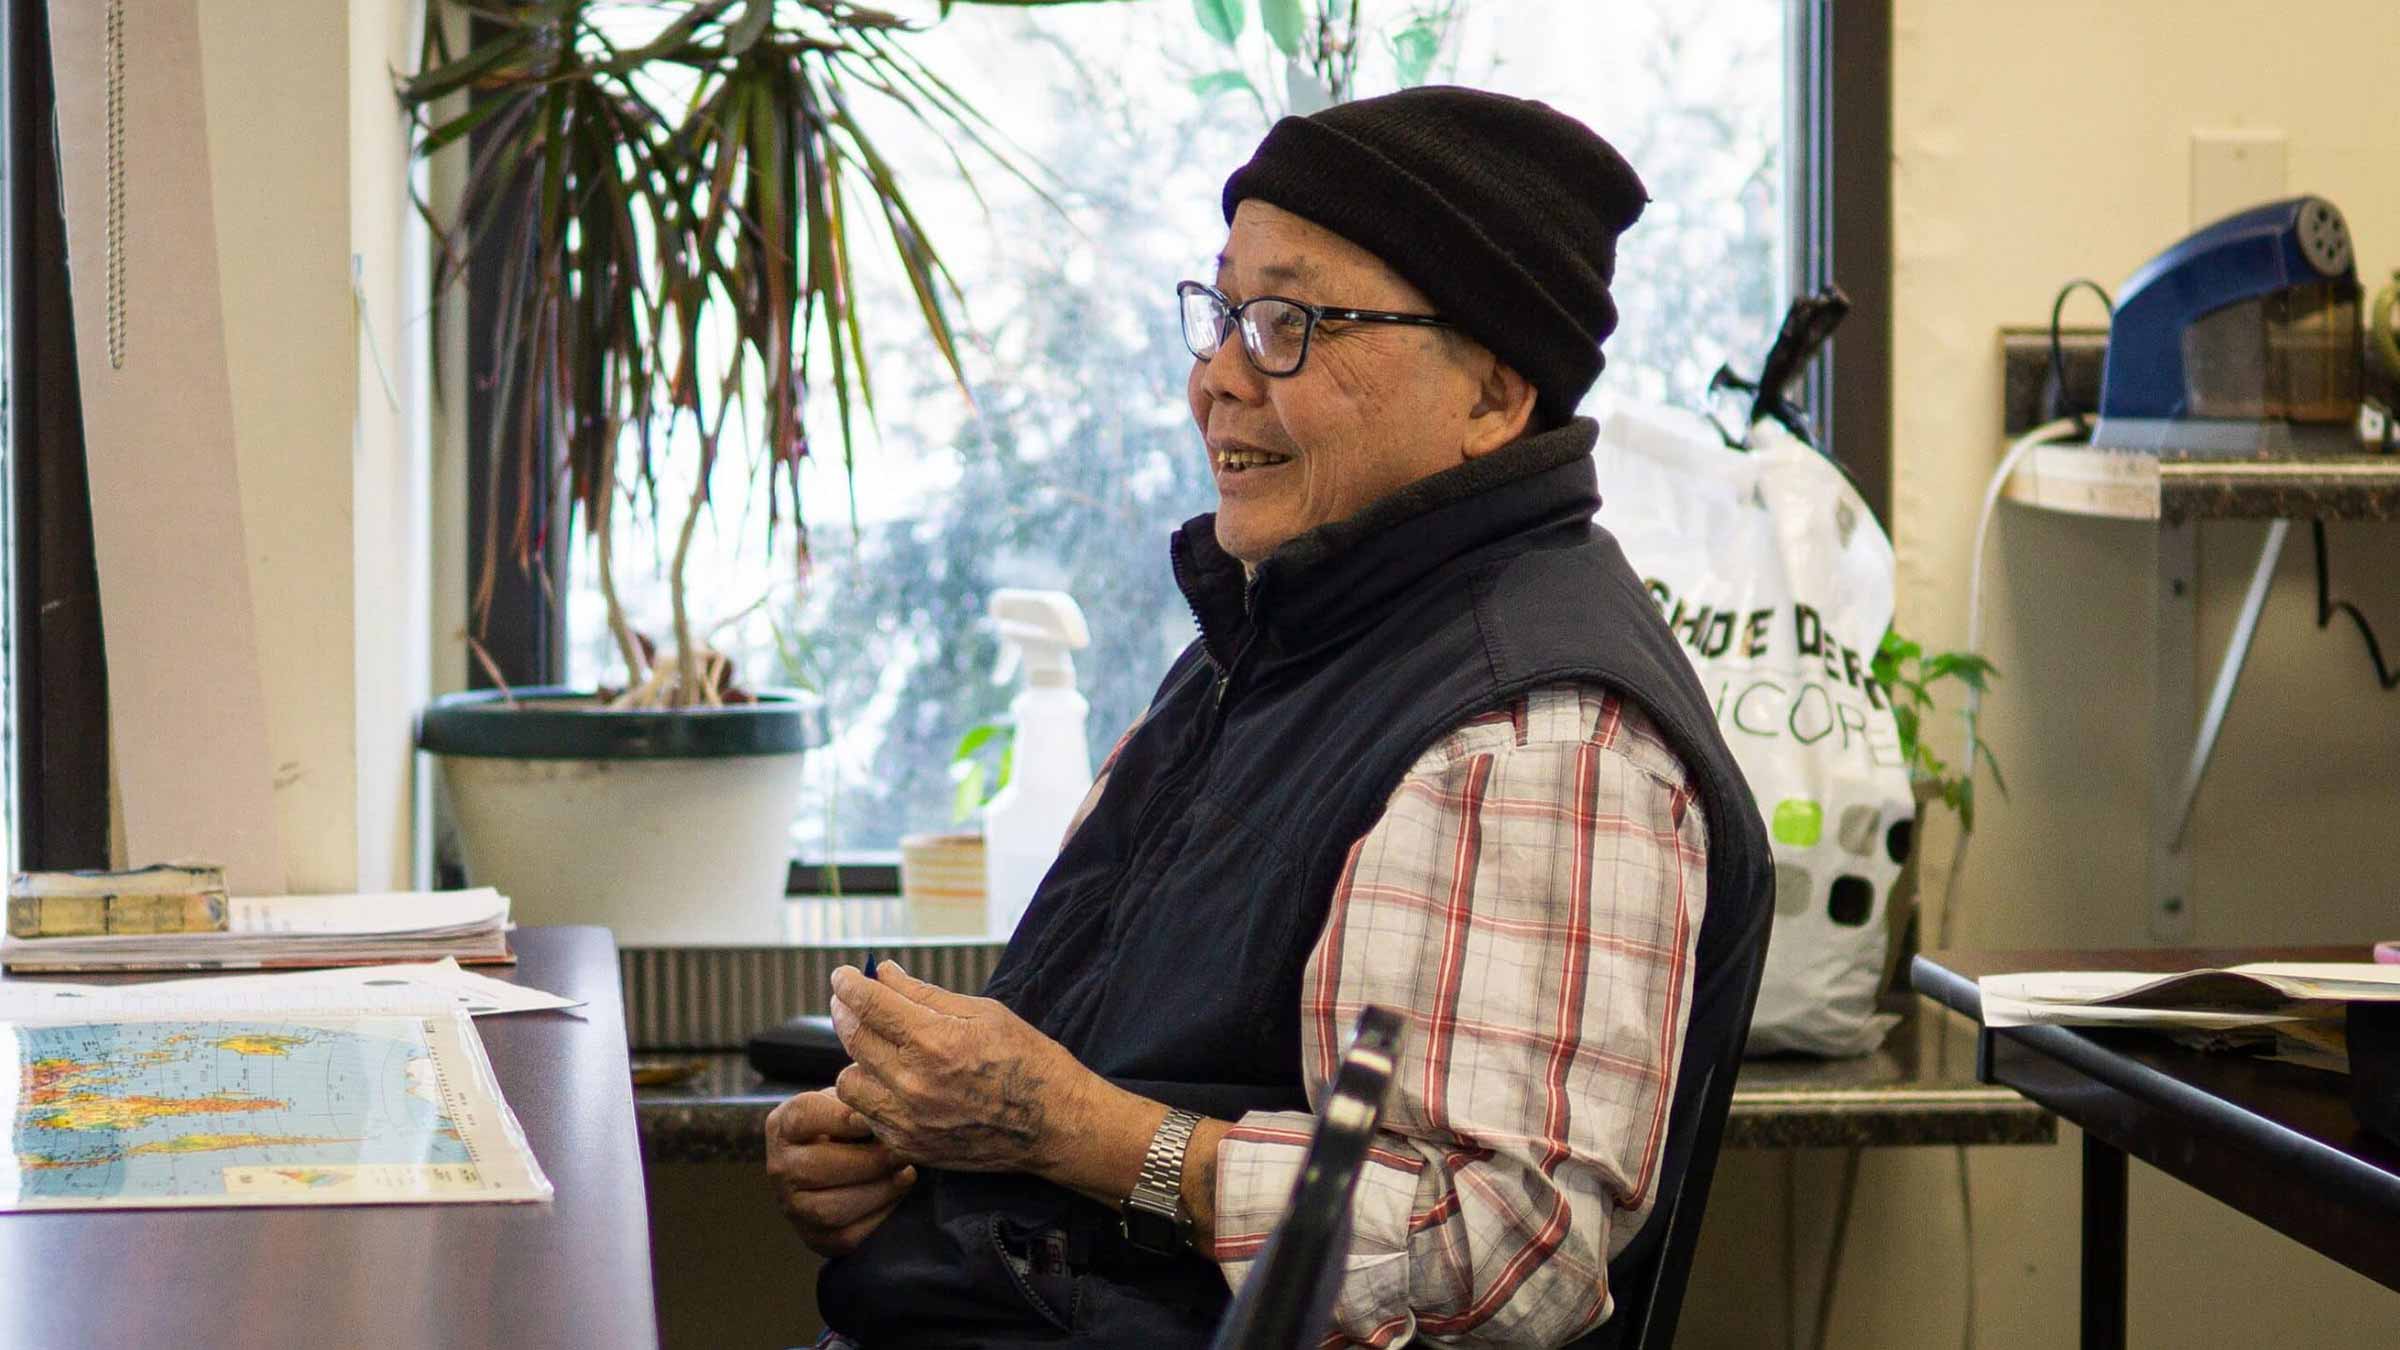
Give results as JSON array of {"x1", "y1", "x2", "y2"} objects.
[{"x1": 1461, "y1": 349, "x2": 1538, "y2": 458}]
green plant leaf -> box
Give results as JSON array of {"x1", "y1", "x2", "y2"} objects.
[
  {"x1": 951, "y1": 760, "x2": 988, "y2": 824},
  {"x1": 1260, "y1": 0, "x2": 1304, "y2": 56},
  {"x1": 1976, "y1": 739, "x2": 2010, "y2": 797},
  {"x1": 1188, "y1": 69, "x2": 1254, "y2": 98},
  {"x1": 398, "y1": 24, "x2": 535, "y2": 106},
  {"x1": 953, "y1": 722, "x2": 1004, "y2": 762},
  {"x1": 948, "y1": 719, "x2": 1015, "y2": 821},
  {"x1": 1922, "y1": 651, "x2": 1996, "y2": 691},
  {"x1": 721, "y1": 0, "x2": 774, "y2": 58},
  {"x1": 1192, "y1": 0, "x2": 1247, "y2": 46},
  {"x1": 591, "y1": 0, "x2": 739, "y2": 75},
  {"x1": 412, "y1": 92, "x2": 517, "y2": 160},
  {"x1": 1390, "y1": 20, "x2": 1441, "y2": 87}
]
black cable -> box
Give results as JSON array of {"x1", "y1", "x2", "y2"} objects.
[
  {"x1": 2312, "y1": 519, "x2": 2400, "y2": 691},
  {"x1": 2047, "y1": 278, "x2": 2114, "y2": 430}
]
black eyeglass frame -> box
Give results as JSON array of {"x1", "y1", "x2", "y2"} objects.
[{"x1": 1176, "y1": 280, "x2": 1454, "y2": 377}]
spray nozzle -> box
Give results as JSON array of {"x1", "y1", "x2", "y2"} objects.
[{"x1": 991, "y1": 589, "x2": 1090, "y2": 689}]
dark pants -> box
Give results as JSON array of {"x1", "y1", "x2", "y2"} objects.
[{"x1": 817, "y1": 1187, "x2": 1231, "y2": 1348}]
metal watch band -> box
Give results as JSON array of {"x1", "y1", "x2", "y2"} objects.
[{"x1": 1122, "y1": 1107, "x2": 1201, "y2": 1243}]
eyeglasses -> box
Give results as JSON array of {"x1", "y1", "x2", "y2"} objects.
[{"x1": 1176, "y1": 280, "x2": 1454, "y2": 377}]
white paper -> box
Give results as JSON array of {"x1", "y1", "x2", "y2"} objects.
[
  {"x1": 227, "y1": 890, "x2": 510, "y2": 937},
  {"x1": 2224, "y1": 962, "x2": 2400, "y2": 992},
  {"x1": 1980, "y1": 964, "x2": 2400, "y2": 1026},
  {"x1": 1981, "y1": 971, "x2": 2160, "y2": 1004},
  {"x1": 0, "y1": 982, "x2": 449, "y2": 1022},
  {"x1": 0, "y1": 960, "x2": 579, "y2": 1023},
  {"x1": 1980, "y1": 988, "x2": 2301, "y2": 1030},
  {"x1": 174, "y1": 960, "x2": 581, "y2": 1018}
]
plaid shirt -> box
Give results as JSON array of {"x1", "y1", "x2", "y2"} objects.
[{"x1": 1204, "y1": 683, "x2": 1709, "y2": 1348}]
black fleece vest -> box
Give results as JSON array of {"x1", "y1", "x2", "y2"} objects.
[{"x1": 817, "y1": 420, "x2": 1772, "y2": 1348}]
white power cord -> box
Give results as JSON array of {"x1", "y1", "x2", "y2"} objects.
[
  {"x1": 1936, "y1": 415, "x2": 2084, "y2": 1350},
  {"x1": 1937, "y1": 415, "x2": 2084, "y2": 951}
]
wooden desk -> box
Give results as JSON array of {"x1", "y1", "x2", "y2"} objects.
[
  {"x1": 0, "y1": 925, "x2": 658, "y2": 1349},
  {"x1": 1912, "y1": 946, "x2": 2400, "y2": 1350}
]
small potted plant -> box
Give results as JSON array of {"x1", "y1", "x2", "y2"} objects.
[
  {"x1": 1870, "y1": 630, "x2": 2004, "y2": 999},
  {"x1": 403, "y1": 0, "x2": 1114, "y2": 941}
]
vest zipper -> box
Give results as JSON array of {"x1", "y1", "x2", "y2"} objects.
[
  {"x1": 1212, "y1": 574, "x2": 1263, "y2": 711},
  {"x1": 1115, "y1": 579, "x2": 1263, "y2": 921}
]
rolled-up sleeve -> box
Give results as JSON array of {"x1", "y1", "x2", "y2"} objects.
[{"x1": 1208, "y1": 684, "x2": 1709, "y2": 1348}]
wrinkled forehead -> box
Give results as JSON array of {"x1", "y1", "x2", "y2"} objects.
[
  {"x1": 1211, "y1": 200, "x2": 1426, "y2": 308},
  {"x1": 1211, "y1": 252, "x2": 1334, "y2": 294}
]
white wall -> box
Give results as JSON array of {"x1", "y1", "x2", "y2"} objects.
[
  {"x1": 192, "y1": 0, "x2": 428, "y2": 891},
  {"x1": 1685, "y1": 3, "x2": 2400, "y2": 1345},
  {"x1": 351, "y1": 0, "x2": 436, "y2": 889}
]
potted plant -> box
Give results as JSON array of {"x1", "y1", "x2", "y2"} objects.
[
  {"x1": 402, "y1": 0, "x2": 1111, "y2": 942},
  {"x1": 1869, "y1": 630, "x2": 2004, "y2": 1002}
]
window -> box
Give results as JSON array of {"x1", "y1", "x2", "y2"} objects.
[
  {"x1": 8, "y1": 0, "x2": 112, "y2": 873},
  {"x1": 467, "y1": 0, "x2": 1884, "y2": 880}
]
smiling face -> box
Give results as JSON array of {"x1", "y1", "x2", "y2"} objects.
[{"x1": 1187, "y1": 200, "x2": 1538, "y2": 565}]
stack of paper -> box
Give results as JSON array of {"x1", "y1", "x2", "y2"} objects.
[
  {"x1": 1981, "y1": 963, "x2": 2400, "y2": 1030},
  {"x1": 0, "y1": 889, "x2": 512, "y2": 973}
]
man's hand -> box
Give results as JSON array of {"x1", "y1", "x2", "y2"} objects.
[
  {"x1": 828, "y1": 961, "x2": 1122, "y2": 1179},
  {"x1": 764, "y1": 1087, "x2": 917, "y2": 1257}
]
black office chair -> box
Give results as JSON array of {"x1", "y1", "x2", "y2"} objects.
[{"x1": 1209, "y1": 1006, "x2": 1405, "y2": 1350}]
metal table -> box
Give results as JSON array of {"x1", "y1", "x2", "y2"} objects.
[{"x1": 1913, "y1": 944, "x2": 2400, "y2": 1350}]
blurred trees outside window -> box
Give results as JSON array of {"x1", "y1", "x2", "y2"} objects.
[{"x1": 564, "y1": 0, "x2": 1787, "y2": 862}]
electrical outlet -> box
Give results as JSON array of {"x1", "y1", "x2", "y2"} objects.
[
  {"x1": 2000, "y1": 326, "x2": 2108, "y2": 436},
  {"x1": 2190, "y1": 129, "x2": 2287, "y2": 226}
]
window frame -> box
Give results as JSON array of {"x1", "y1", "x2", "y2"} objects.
[
  {"x1": 8, "y1": 0, "x2": 114, "y2": 872},
  {"x1": 1790, "y1": 0, "x2": 1894, "y2": 526},
  {"x1": 458, "y1": 2, "x2": 1895, "y2": 893}
]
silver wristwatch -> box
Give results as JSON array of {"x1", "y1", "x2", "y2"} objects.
[{"x1": 1120, "y1": 1107, "x2": 1201, "y2": 1256}]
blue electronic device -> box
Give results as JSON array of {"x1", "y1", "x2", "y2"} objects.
[{"x1": 2092, "y1": 196, "x2": 2363, "y2": 457}]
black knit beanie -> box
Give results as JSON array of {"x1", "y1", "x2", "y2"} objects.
[{"x1": 1221, "y1": 86, "x2": 1647, "y2": 427}]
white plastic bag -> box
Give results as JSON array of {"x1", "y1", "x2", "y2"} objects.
[{"x1": 1592, "y1": 402, "x2": 1911, "y2": 1057}]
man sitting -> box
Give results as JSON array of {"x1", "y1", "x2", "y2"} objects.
[{"x1": 766, "y1": 85, "x2": 1772, "y2": 1348}]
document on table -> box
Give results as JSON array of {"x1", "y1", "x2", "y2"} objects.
[
  {"x1": 0, "y1": 959, "x2": 581, "y2": 1023},
  {"x1": 1980, "y1": 963, "x2": 2400, "y2": 1029},
  {"x1": 1, "y1": 1011, "x2": 552, "y2": 1211}
]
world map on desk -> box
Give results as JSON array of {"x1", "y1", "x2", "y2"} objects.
[{"x1": 3, "y1": 1014, "x2": 552, "y2": 1210}]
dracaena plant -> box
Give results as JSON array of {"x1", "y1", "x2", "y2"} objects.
[{"x1": 399, "y1": 0, "x2": 1115, "y2": 709}]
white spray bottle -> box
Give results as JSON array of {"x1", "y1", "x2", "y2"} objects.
[{"x1": 982, "y1": 589, "x2": 1094, "y2": 937}]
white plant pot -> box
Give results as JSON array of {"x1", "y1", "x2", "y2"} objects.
[{"x1": 419, "y1": 689, "x2": 823, "y2": 945}]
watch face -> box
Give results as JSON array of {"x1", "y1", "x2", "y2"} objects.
[{"x1": 1121, "y1": 1204, "x2": 1182, "y2": 1256}]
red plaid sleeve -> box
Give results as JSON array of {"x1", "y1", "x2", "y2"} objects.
[{"x1": 1208, "y1": 684, "x2": 1709, "y2": 1347}]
